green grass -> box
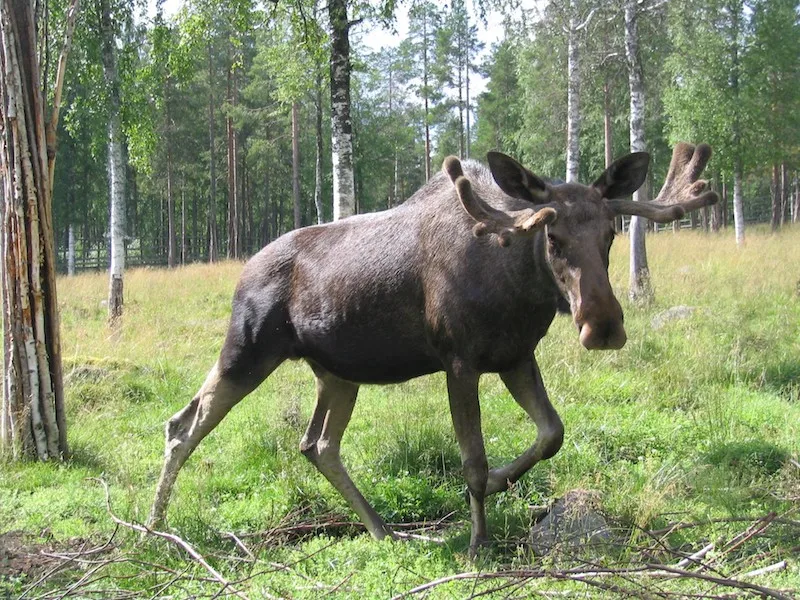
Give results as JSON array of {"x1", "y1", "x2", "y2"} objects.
[{"x1": 2, "y1": 227, "x2": 800, "y2": 598}]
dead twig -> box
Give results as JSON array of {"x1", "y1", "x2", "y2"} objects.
[
  {"x1": 740, "y1": 561, "x2": 788, "y2": 579},
  {"x1": 89, "y1": 478, "x2": 255, "y2": 600}
]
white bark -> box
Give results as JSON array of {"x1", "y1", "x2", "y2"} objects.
[
  {"x1": 331, "y1": 123, "x2": 355, "y2": 221},
  {"x1": 108, "y1": 114, "x2": 126, "y2": 280},
  {"x1": 330, "y1": 0, "x2": 355, "y2": 221},
  {"x1": 67, "y1": 224, "x2": 75, "y2": 275},
  {"x1": 101, "y1": 0, "x2": 125, "y2": 320},
  {"x1": 566, "y1": 1, "x2": 580, "y2": 183},
  {"x1": 625, "y1": 0, "x2": 652, "y2": 303}
]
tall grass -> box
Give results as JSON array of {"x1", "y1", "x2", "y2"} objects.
[{"x1": 2, "y1": 226, "x2": 799, "y2": 597}]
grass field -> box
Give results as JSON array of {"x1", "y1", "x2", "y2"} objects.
[{"x1": 2, "y1": 226, "x2": 800, "y2": 598}]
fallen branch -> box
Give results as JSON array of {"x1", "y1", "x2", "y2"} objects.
[
  {"x1": 391, "y1": 562, "x2": 795, "y2": 600},
  {"x1": 674, "y1": 542, "x2": 714, "y2": 569},
  {"x1": 740, "y1": 561, "x2": 788, "y2": 579},
  {"x1": 89, "y1": 478, "x2": 254, "y2": 600}
]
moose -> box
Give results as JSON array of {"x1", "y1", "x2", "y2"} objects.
[{"x1": 148, "y1": 142, "x2": 717, "y2": 553}]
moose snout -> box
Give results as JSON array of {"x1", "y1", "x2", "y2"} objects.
[
  {"x1": 573, "y1": 280, "x2": 626, "y2": 350},
  {"x1": 579, "y1": 320, "x2": 627, "y2": 350}
]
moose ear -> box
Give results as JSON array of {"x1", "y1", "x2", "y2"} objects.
[
  {"x1": 487, "y1": 151, "x2": 550, "y2": 204},
  {"x1": 592, "y1": 152, "x2": 650, "y2": 199}
]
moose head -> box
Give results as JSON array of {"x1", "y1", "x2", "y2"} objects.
[{"x1": 445, "y1": 143, "x2": 718, "y2": 351}]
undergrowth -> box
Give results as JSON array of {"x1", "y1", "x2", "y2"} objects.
[{"x1": 2, "y1": 227, "x2": 799, "y2": 598}]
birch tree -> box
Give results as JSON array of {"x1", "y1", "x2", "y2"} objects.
[
  {"x1": 565, "y1": 0, "x2": 595, "y2": 182},
  {"x1": 624, "y1": 0, "x2": 652, "y2": 303},
  {"x1": 1, "y1": 0, "x2": 79, "y2": 460},
  {"x1": 98, "y1": 0, "x2": 126, "y2": 322},
  {"x1": 329, "y1": 0, "x2": 355, "y2": 220}
]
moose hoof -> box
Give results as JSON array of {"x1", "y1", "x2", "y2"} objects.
[{"x1": 468, "y1": 536, "x2": 490, "y2": 560}]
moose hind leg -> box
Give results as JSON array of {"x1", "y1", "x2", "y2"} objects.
[
  {"x1": 148, "y1": 357, "x2": 280, "y2": 528},
  {"x1": 446, "y1": 370, "x2": 489, "y2": 553},
  {"x1": 300, "y1": 367, "x2": 392, "y2": 540},
  {"x1": 485, "y1": 358, "x2": 564, "y2": 496}
]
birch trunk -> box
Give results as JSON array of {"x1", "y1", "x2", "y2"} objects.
[
  {"x1": 67, "y1": 224, "x2": 75, "y2": 275},
  {"x1": 100, "y1": 0, "x2": 125, "y2": 324},
  {"x1": 625, "y1": 0, "x2": 652, "y2": 304},
  {"x1": 329, "y1": 0, "x2": 355, "y2": 221},
  {"x1": 1, "y1": 0, "x2": 72, "y2": 460},
  {"x1": 730, "y1": 1, "x2": 745, "y2": 247},
  {"x1": 565, "y1": 0, "x2": 580, "y2": 183}
]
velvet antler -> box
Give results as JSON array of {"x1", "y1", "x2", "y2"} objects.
[
  {"x1": 606, "y1": 143, "x2": 719, "y2": 223},
  {"x1": 443, "y1": 156, "x2": 557, "y2": 247}
]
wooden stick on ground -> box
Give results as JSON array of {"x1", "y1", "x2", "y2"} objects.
[{"x1": 91, "y1": 478, "x2": 255, "y2": 600}]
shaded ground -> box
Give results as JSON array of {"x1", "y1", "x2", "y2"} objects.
[{"x1": 0, "y1": 531, "x2": 56, "y2": 580}]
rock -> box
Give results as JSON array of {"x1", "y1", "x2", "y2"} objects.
[
  {"x1": 529, "y1": 489, "x2": 613, "y2": 555},
  {"x1": 651, "y1": 305, "x2": 696, "y2": 330}
]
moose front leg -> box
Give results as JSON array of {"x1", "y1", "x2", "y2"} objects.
[
  {"x1": 485, "y1": 357, "x2": 564, "y2": 496},
  {"x1": 446, "y1": 370, "x2": 489, "y2": 553}
]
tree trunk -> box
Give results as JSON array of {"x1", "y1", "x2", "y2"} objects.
[
  {"x1": 180, "y1": 179, "x2": 186, "y2": 264},
  {"x1": 780, "y1": 162, "x2": 788, "y2": 226},
  {"x1": 292, "y1": 101, "x2": 302, "y2": 229},
  {"x1": 625, "y1": 0, "x2": 652, "y2": 304},
  {"x1": 314, "y1": 68, "x2": 324, "y2": 224},
  {"x1": 603, "y1": 78, "x2": 623, "y2": 232},
  {"x1": 100, "y1": 0, "x2": 125, "y2": 324},
  {"x1": 565, "y1": 0, "x2": 580, "y2": 183},
  {"x1": 191, "y1": 184, "x2": 197, "y2": 261},
  {"x1": 733, "y1": 161, "x2": 745, "y2": 246},
  {"x1": 711, "y1": 174, "x2": 722, "y2": 232},
  {"x1": 730, "y1": 1, "x2": 745, "y2": 247},
  {"x1": 770, "y1": 163, "x2": 780, "y2": 231},
  {"x1": 207, "y1": 43, "x2": 218, "y2": 263},
  {"x1": 226, "y1": 67, "x2": 239, "y2": 257},
  {"x1": 423, "y1": 9, "x2": 431, "y2": 181},
  {"x1": 465, "y1": 44, "x2": 471, "y2": 159},
  {"x1": 67, "y1": 224, "x2": 76, "y2": 275},
  {"x1": 1, "y1": 0, "x2": 71, "y2": 460},
  {"x1": 329, "y1": 0, "x2": 356, "y2": 220},
  {"x1": 457, "y1": 53, "x2": 465, "y2": 159},
  {"x1": 166, "y1": 135, "x2": 176, "y2": 267},
  {"x1": 722, "y1": 175, "x2": 729, "y2": 228},
  {"x1": 793, "y1": 171, "x2": 799, "y2": 224}
]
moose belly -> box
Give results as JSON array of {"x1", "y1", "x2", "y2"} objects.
[{"x1": 292, "y1": 313, "x2": 442, "y2": 384}]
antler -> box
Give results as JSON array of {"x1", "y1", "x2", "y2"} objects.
[
  {"x1": 443, "y1": 156, "x2": 557, "y2": 247},
  {"x1": 606, "y1": 142, "x2": 719, "y2": 223}
]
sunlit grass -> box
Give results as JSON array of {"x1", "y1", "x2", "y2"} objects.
[{"x1": 2, "y1": 225, "x2": 800, "y2": 597}]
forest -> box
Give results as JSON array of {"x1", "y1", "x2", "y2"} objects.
[{"x1": 46, "y1": 0, "x2": 800, "y2": 272}]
